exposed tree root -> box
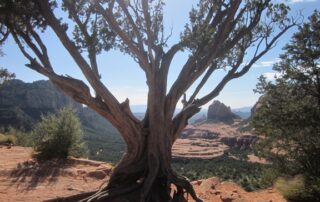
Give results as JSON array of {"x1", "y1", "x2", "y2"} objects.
[
  {"x1": 169, "y1": 171, "x2": 203, "y2": 202},
  {"x1": 45, "y1": 170, "x2": 203, "y2": 202}
]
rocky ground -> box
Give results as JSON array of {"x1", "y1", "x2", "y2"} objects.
[
  {"x1": 0, "y1": 146, "x2": 112, "y2": 202},
  {"x1": 0, "y1": 146, "x2": 285, "y2": 202}
]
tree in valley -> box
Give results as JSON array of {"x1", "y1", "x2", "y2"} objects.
[
  {"x1": 0, "y1": 0, "x2": 295, "y2": 201},
  {"x1": 252, "y1": 10, "x2": 320, "y2": 201}
]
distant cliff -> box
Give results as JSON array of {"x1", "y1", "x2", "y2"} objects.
[{"x1": 0, "y1": 80, "x2": 82, "y2": 130}]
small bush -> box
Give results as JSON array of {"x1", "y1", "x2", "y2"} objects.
[
  {"x1": 33, "y1": 108, "x2": 87, "y2": 160},
  {"x1": 5, "y1": 127, "x2": 33, "y2": 147},
  {"x1": 275, "y1": 175, "x2": 312, "y2": 201},
  {"x1": 0, "y1": 133, "x2": 17, "y2": 144},
  {"x1": 259, "y1": 168, "x2": 280, "y2": 188}
]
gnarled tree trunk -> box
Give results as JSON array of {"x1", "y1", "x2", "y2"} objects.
[{"x1": 54, "y1": 120, "x2": 201, "y2": 202}]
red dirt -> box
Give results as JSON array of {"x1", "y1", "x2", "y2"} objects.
[
  {"x1": 0, "y1": 146, "x2": 286, "y2": 202},
  {"x1": 0, "y1": 146, "x2": 112, "y2": 202}
]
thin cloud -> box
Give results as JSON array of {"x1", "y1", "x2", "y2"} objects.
[
  {"x1": 251, "y1": 58, "x2": 281, "y2": 68},
  {"x1": 288, "y1": 0, "x2": 317, "y2": 3},
  {"x1": 262, "y1": 72, "x2": 282, "y2": 81},
  {"x1": 277, "y1": 0, "x2": 318, "y2": 3}
]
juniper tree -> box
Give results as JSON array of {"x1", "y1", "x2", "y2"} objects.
[
  {"x1": 0, "y1": 0, "x2": 295, "y2": 201},
  {"x1": 252, "y1": 11, "x2": 320, "y2": 200}
]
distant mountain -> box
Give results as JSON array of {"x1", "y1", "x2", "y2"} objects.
[
  {"x1": 232, "y1": 106, "x2": 252, "y2": 119},
  {"x1": 0, "y1": 79, "x2": 82, "y2": 130},
  {"x1": 130, "y1": 105, "x2": 148, "y2": 113},
  {"x1": 0, "y1": 79, "x2": 124, "y2": 162}
]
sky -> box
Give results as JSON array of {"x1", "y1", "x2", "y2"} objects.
[{"x1": 1, "y1": 0, "x2": 319, "y2": 110}]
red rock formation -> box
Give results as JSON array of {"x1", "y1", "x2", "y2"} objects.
[{"x1": 207, "y1": 100, "x2": 240, "y2": 123}]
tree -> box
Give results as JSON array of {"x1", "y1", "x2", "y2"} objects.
[
  {"x1": 252, "y1": 10, "x2": 320, "y2": 200},
  {"x1": 0, "y1": 19, "x2": 14, "y2": 84},
  {"x1": 0, "y1": 1, "x2": 294, "y2": 201},
  {"x1": 0, "y1": 68, "x2": 15, "y2": 84},
  {"x1": 33, "y1": 107, "x2": 87, "y2": 160}
]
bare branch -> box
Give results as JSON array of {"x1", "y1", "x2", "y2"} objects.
[
  {"x1": 94, "y1": 2, "x2": 152, "y2": 75},
  {"x1": 142, "y1": 0, "x2": 156, "y2": 69},
  {"x1": 187, "y1": 63, "x2": 217, "y2": 105},
  {"x1": 37, "y1": 0, "x2": 141, "y2": 133},
  {"x1": 194, "y1": 23, "x2": 295, "y2": 107},
  {"x1": 63, "y1": 0, "x2": 100, "y2": 78},
  {"x1": 117, "y1": 0, "x2": 144, "y2": 51}
]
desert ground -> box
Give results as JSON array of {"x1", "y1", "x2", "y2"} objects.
[{"x1": 0, "y1": 146, "x2": 285, "y2": 202}]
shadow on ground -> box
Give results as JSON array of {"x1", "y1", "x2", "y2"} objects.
[{"x1": 9, "y1": 159, "x2": 73, "y2": 191}]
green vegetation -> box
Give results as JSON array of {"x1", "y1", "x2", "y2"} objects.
[
  {"x1": 9, "y1": 128, "x2": 34, "y2": 147},
  {"x1": 0, "y1": 68, "x2": 15, "y2": 85},
  {"x1": 0, "y1": 133, "x2": 16, "y2": 144},
  {"x1": 83, "y1": 126, "x2": 124, "y2": 163},
  {"x1": 252, "y1": 10, "x2": 320, "y2": 201},
  {"x1": 78, "y1": 108, "x2": 125, "y2": 163},
  {"x1": 172, "y1": 154, "x2": 272, "y2": 192},
  {"x1": 32, "y1": 108, "x2": 87, "y2": 160},
  {"x1": 275, "y1": 176, "x2": 314, "y2": 202}
]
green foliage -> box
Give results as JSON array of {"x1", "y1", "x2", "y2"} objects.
[
  {"x1": 275, "y1": 176, "x2": 313, "y2": 202},
  {"x1": 172, "y1": 154, "x2": 272, "y2": 192},
  {"x1": 0, "y1": 133, "x2": 16, "y2": 144},
  {"x1": 259, "y1": 168, "x2": 280, "y2": 188},
  {"x1": 0, "y1": 68, "x2": 15, "y2": 85},
  {"x1": 78, "y1": 107, "x2": 125, "y2": 163},
  {"x1": 252, "y1": 10, "x2": 320, "y2": 201},
  {"x1": 3, "y1": 127, "x2": 33, "y2": 147},
  {"x1": 32, "y1": 107, "x2": 87, "y2": 160}
]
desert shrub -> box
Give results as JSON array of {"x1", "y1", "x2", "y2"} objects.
[
  {"x1": 0, "y1": 133, "x2": 17, "y2": 144},
  {"x1": 33, "y1": 107, "x2": 87, "y2": 160},
  {"x1": 275, "y1": 175, "x2": 313, "y2": 202},
  {"x1": 259, "y1": 168, "x2": 280, "y2": 188},
  {"x1": 5, "y1": 127, "x2": 33, "y2": 147}
]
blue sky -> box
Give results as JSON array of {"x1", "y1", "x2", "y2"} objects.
[{"x1": 1, "y1": 0, "x2": 319, "y2": 109}]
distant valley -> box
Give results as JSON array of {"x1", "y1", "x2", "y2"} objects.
[{"x1": 0, "y1": 80, "x2": 255, "y2": 163}]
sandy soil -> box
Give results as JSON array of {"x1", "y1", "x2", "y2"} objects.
[
  {"x1": 190, "y1": 177, "x2": 286, "y2": 202},
  {"x1": 0, "y1": 146, "x2": 285, "y2": 202},
  {"x1": 0, "y1": 146, "x2": 112, "y2": 202}
]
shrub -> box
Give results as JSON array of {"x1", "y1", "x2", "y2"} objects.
[
  {"x1": 0, "y1": 133, "x2": 17, "y2": 144},
  {"x1": 275, "y1": 175, "x2": 312, "y2": 202},
  {"x1": 5, "y1": 127, "x2": 33, "y2": 147},
  {"x1": 33, "y1": 107, "x2": 87, "y2": 160},
  {"x1": 259, "y1": 168, "x2": 280, "y2": 188}
]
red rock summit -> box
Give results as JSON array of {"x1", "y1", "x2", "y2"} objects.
[{"x1": 207, "y1": 100, "x2": 240, "y2": 123}]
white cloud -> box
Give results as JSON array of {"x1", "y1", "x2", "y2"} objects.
[
  {"x1": 288, "y1": 0, "x2": 317, "y2": 3},
  {"x1": 252, "y1": 58, "x2": 281, "y2": 68},
  {"x1": 262, "y1": 72, "x2": 282, "y2": 81},
  {"x1": 276, "y1": 0, "x2": 318, "y2": 3},
  {"x1": 110, "y1": 86, "x2": 148, "y2": 105}
]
